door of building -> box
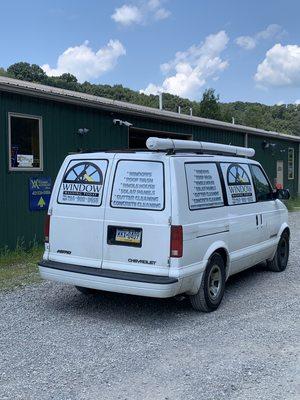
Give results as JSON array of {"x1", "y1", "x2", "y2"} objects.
[
  {"x1": 276, "y1": 160, "x2": 284, "y2": 188},
  {"x1": 128, "y1": 127, "x2": 192, "y2": 149}
]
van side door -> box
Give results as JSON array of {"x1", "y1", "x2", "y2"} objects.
[
  {"x1": 220, "y1": 161, "x2": 262, "y2": 273},
  {"x1": 250, "y1": 164, "x2": 282, "y2": 259}
]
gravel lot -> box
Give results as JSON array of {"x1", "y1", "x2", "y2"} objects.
[{"x1": 0, "y1": 214, "x2": 299, "y2": 400}]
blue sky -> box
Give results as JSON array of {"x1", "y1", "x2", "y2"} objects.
[{"x1": 1, "y1": 0, "x2": 300, "y2": 105}]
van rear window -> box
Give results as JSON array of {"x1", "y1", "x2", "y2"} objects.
[
  {"x1": 111, "y1": 160, "x2": 164, "y2": 210},
  {"x1": 57, "y1": 159, "x2": 108, "y2": 206}
]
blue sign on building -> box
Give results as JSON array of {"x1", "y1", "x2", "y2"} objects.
[{"x1": 29, "y1": 177, "x2": 52, "y2": 211}]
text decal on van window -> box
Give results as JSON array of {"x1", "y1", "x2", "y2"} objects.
[
  {"x1": 221, "y1": 163, "x2": 256, "y2": 205},
  {"x1": 58, "y1": 159, "x2": 108, "y2": 206},
  {"x1": 185, "y1": 163, "x2": 224, "y2": 210},
  {"x1": 111, "y1": 160, "x2": 164, "y2": 210}
]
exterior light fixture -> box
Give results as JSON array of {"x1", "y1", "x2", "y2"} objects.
[{"x1": 77, "y1": 128, "x2": 90, "y2": 136}]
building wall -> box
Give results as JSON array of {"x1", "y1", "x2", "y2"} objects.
[
  {"x1": 0, "y1": 91, "x2": 298, "y2": 248},
  {"x1": 248, "y1": 134, "x2": 299, "y2": 194}
]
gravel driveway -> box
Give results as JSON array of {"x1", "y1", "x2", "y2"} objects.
[{"x1": 0, "y1": 214, "x2": 299, "y2": 400}]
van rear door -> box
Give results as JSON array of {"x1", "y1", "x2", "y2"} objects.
[
  {"x1": 102, "y1": 154, "x2": 171, "y2": 276},
  {"x1": 48, "y1": 154, "x2": 114, "y2": 268}
]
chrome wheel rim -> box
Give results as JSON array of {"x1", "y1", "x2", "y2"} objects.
[{"x1": 208, "y1": 265, "x2": 222, "y2": 300}]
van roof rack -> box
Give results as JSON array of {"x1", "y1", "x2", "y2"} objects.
[{"x1": 146, "y1": 137, "x2": 255, "y2": 158}]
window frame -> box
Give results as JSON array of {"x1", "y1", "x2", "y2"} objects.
[
  {"x1": 288, "y1": 147, "x2": 295, "y2": 180},
  {"x1": 110, "y1": 159, "x2": 166, "y2": 211},
  {"x1": 8, "y1": 112, "x2": 43, "y2": 172},
  {"x1": 184, "y1": 161, "x2": 225, "y2": 211},
  {"x1": 250, "y1": 163, "x2": 274, "y2": 203}
]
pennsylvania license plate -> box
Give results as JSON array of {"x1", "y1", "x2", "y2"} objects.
[{"x1": 115, "y1": 229, "x2": 142, "y2": 244}]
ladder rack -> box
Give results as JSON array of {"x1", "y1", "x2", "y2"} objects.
[{"x1": 146, "y1": 137, "x2": 255, "y2": 158}]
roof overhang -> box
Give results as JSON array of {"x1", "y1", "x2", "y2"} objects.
[{"x1": 0, "y1": 76, "x2": 299, "y2": 142}]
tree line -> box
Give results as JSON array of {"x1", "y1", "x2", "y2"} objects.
[{"x1": 1, "y1": 62, "x2": 300, "y2": 136}]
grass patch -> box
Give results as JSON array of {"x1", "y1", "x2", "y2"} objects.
[
  {"x1": 0, "y1": 243, "x2": 43, "y2": 291},
  {"x1": 285, "y1": 197, "x2": 300, "y2": 212}
]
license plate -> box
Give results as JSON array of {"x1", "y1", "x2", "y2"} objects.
[{"x1": 115, "y1": 229, "x2": 142, "y2": 244}]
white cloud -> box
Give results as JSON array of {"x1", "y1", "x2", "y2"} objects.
[
  {"x1": 295, "y1": 99, "x2": 300, "y2": 105},
  {"x1": 111, "y1": 5, "x2": 142, "y2": 26},
  {"x1": 42, "y1": 40, "x2": 126, "y2": 82},
  {"x1": 236, "y1": 24, "x2": 285, "y2": 50},
  {"x1": 140, "y1": 31, "x2": 229, "y2": 99},
  {"x1": 154, "y1": 7, "x2": 171, "y2": 20},
  {"x1": 236, "y1": 36, "x2": 256, "y2": 50},
  {"x1": 111, "y1": 0, "x2": 171, "y2": 26},
  {"x1": 255, "y1": 43, "x2": 300, "y2": 87},
  {"x1": 276, "y1": 100, "x2": 285, "y2": 106}
]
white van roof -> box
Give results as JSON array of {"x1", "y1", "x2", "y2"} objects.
[{"x1": 69, "y1": 149, "x2": 260, "y2": 166}]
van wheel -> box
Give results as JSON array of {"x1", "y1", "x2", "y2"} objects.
[
  {"x1": 189, "y1": 253, "x2": 226, "y2": 312},
  {"x1": 267, "y1": 232, "x2": 289, "y2": 272},
  {"x1": 75, "y1": 286, "x2": 98, "y2": 295}
]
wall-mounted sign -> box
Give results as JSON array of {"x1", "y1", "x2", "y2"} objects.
[
  {"x1": 18, "y1": 154, "x2": 33, "y2": 168},
  {"x1": 29, "y1": 177, "x2": 52, "y2": 211}
]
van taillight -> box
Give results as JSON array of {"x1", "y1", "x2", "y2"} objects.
[
  {"x1": 170, "y1": 225, "x2": 183, "y2": 258},
  {"x1": 44, "y1": 214, "x2": 51, "y2": 243}
]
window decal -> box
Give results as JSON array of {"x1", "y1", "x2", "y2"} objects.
[
  {"x1": 221, "y1": 163, "x2": 255, "y2": 205},
  {"x1": 111, "y1": 161, "x2": 164, "y2": 210},
  {"x1": 227, "y1": 164, "x2": 251, "y2": 185},
  {"x1": 58, "y1": 160, "x2": 108, "y2": 206},
  {"x1": 185, "y1": 163, "x2": 224, "y2": 210}
]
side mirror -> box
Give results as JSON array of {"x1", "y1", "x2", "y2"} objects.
[{"x1": 273, "y1": 188, "x2": 290, "y2": 200}]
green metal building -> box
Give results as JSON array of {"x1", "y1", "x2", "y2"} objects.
[{"x1": 0, "y1": 76, "x2": 299, "y2": 249}]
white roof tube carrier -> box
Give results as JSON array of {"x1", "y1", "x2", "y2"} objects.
[{"x1": 146, "y1": 137, "x2": 255, "y2": 158}]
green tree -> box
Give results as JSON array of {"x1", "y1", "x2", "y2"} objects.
[
  {"x1": 58, "y1": 73, "x2": 78, "y2": 83},
  {"x1": 0, "y1": 67, "x2": 8, "y2": 77},
  {"x1": 7, "y1": 62, "x2": 46, "y2": 83},
  {"x1": 199, "y1": 88, "x2": 221, "y2": 120}
]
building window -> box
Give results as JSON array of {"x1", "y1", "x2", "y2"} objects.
[
  {"x1": 9, "y1": 113, "x2": 43, "y2": 171},
  {"x1": 288, "y1": 148, "x2": 294, "y2": 180}
]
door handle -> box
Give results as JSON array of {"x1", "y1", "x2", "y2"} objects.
[{"x1": 256, "y1": 214, "x2": 263, "y2": 227}]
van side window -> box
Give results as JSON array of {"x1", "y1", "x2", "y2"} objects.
[
  {"x1": 111, "y1": 160, "x2": 165, "y2": 210},
  {"x1": 250, "y1": 164, "x2": 273, "y2": 202},
  {"x1": 220, "y1": 163, "x2": 256, "y2": 205},
  {"x1": 185, "y1": 163, "x2": 224, "y2": 210}
]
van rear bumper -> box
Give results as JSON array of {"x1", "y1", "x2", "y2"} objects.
[{"x1": 38, "y1": 260, "x2": 180, "y2": 298}]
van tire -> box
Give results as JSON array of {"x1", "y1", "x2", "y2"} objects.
[
  {"x1": 75, "y1": 286, "x2": 98, "y2": 295},
  {"x1": 267, "y1": 232, "x2": 289, "y2": 272},
  {"x1": 189, "y1": 253, "x2": 226, "y2": 312}
]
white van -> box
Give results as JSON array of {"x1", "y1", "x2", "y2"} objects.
[{"x1": 38, "y1": 137, "x2": 290, "y2": 312}]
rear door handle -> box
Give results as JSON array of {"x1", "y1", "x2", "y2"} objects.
[{"x1": 256, "y1": 215, "x2": 259, "y2": 226}]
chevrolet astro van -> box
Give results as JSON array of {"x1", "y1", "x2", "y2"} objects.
[{"x1": 38, "y1": 137, "x2": 290, "y2": 312}]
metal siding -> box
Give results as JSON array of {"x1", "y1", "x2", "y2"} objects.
[
  {"x1": 248, "y1": 134, "x2": 299, "y2": 194},
  {"x1": 0, "y1": 92, "x2": 127, "y2": 249},
  {"x1": 0, "y1": 91, "x2": 299, "y2": 248}
]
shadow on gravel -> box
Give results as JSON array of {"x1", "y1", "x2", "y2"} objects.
[{"x1": 41, "y1": 261, "x2": 283, "y2": 324}]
